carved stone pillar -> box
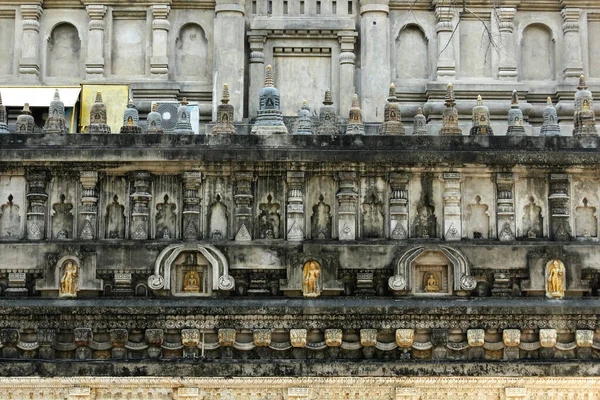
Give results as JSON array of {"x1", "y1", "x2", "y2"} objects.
[
  {"x1": 286, "y1": 171, "x2": 305, "y2": 242},
  {"x1": 496, "y1": 8, "x2": 517, "y2": 80},
  {"x1": 79, "y1": 171, "x2": 99, "y2": 240},
  {"x1": 26, "y1": 168, "x2": 49, "y2": 240},
  {"x1": 359, "y1": 0, "x2": 390, "y2": 122},
  {"x1": 150, "y1": 5, "x2": 170, "y2": 77},
  {"x1": 337, "y1": 171, "x2": 358, "y2": 241},
  {"x1": 85, "y1": 5, "x2": 107, "y2": 78},
  {"x1": 442, "y1": 173, "x2": 461, "y2": 240},
  {"x1": 435, "y1": 7, "x2": 456, "y2": 80},
  {"x1": 129, "y1": 172, "x2": 152, "y2": 240},
  {"x1": 248, "y1": 32, "x2": 266, "y2": 119},
  {"x1": 338, "y1": 31, "x2": 357, "y2": 118},
  {"x1": 496, "y1": 173, "x2": 516, "y2": 241},
  {"x1": 548, "y1": 173, "x2": 571, "y2": 241},
  {"x1": 561, "y1": 8, "x2": 584, "y2": 81},
  {"x1": 233, "y1": 171, "x2": 253, "y2": 241},
  {"x1": 19, "y1": 5, "x2": 42, "y2": 81},
  {"x1": 390, "y1": 173, "x2": 410, "y2": 240},
  {"x1": 182, "y1": 172, "x2": 202, "y2": 240}
]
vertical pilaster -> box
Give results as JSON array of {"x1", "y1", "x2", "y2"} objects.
[
  {"x1": 182, "y1": 172, "x2": 202, "y2": 240},
  {"x1": 25, "y1": 168, "x2": 49, "y2": 240},
  {"x1": 338, "y1": 31, "x2": 358, "y2": 118},
  {"x1": 286, "y1": 171, "x2": 305, "y2": 242},
  {"x1": 233, "y1": 171, "x2": 253, "y2": 241},
  {"x1": 548, "y1": 173, "x2": 571, "y2": 241},
  {"x1": 79, "y1": 171, "x2": 99, "y2": 240},
  {"x1": 434, "y1": 6, "x2": 456, "y2": 80},
  {"x1": 561, "y1": 8, "x2": 584, "y2": 81},
  {"x1": 442, "y1": 172, "x2": 461, "y2": 241},
  {"x1": 248, "y1": 32, "x2": 266, "y2": 119},
  {"x1": 214, "y1": 0, "x2": 246, "y2": 121},
  {"x1": 496, "y1": 173, "x2": 516, "y2": 241},
  {"x1": 19, "y1": 5, "x2": 42, "y2": 81},
  {"x1": 389, "y1": 172, "x2": 410, "y2": 240},
  {"x1": 337, "y1": 171, "x2": 358, "y2": 241},
  {"x1": 150, "y1": 5, "x2": 170, "y2": 78},
  {"x1": 496, "y1": 8, "x2": 517, "y2": 80},
  {"x1": 85, "y1": 5, "x2": 107, "y2": 78},
  {"x1": 359, "y1": 0, "x2": 390, "y2": 122},
  {"x1": 129, "y1": 171, "x2": 152, "y2": 240}
]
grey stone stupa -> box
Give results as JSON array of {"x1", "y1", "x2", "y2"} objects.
[
  {"x1": 295, "y1": 100, "x2": 312, "y2": 135},
  {"x1": 573, "y1": 75, "x2": 597, "y2": 136},
  {"x1": 470, "y1": 95, "x2": 493, "y2": 136},
  {"x1": 380, "y1": 83, "x2": 405, "y2": 135},
  {"x1": 174, "y1": 98, "x2": 194, "y2": 135},
  {"x1": 316, "y1": 90, "x2": 338, "y2": 135},
  {"x1": 439, "y1": 83, "x2": 461, "y2": 135},
  {"x1": 16, "y1": 103, "x2": 35, "y2": 134},
  {"x1": 540, "y1": 97, "x2": 561, "y2": 136},
  {"x1": 146, "y1": 103, "x2": 164, "y2": 134},
  {"x1": 88, "y1": 92, "x2": 111, "y2": 134},
  {"x1": 120, "y1": 99, "x2": 142, "y2": 134},
  {"x1": 251, "y1": 65, "x2": 288, "y2": 135},
  {"x1": 346, "y1": 94, "x2": 365, "y2": 135},
  {"x1": 211, "y1": 84, "x2": 236, "y2": 135},
  {"x1": 0, "y1": 91, "x2": 8, "y2": 133},
  {"x1": 43, "y1": 89, "x2": 68, "y2": 134},
  {"x1": 413, "y1": 107, "x2": 428, "y2": 135},
  {"x1": 506, "y1": 90, "x2": 525, "y2": 136}
]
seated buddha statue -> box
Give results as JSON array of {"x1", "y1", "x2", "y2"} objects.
[
  {"x1": 183, "y1": 271, "x2": 200, "y2": 293},
  {"x1": 424, "y1": 273, "x2": 440, "y2": 292}
]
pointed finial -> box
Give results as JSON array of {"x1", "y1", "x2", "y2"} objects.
[
  {"x1": 417, "y1": 107, "x2": 423, "y2": 115},
  {"x1": 511, "y1": 90, "x2": 519, "y2": 106},
  {"x1": 323, "y1": 89, "x2": 333, "y2": 105},
  {"x1": 477, "y1": 95, "x2": 483, "y2": 105},
  {"x1": 301, "y1": 100, "x2": 309, "y2": 111},
  {"x1": 22, "y1": 103, "x2": 31, "y2": 114},
  {"x1": 265, "y1": 65, "x2": 274, "y2": 87},
  {"x1": 53, "y1": 89, "x2": 60, "y2": 101},
  {"x1": 352, "y1": 94, "x2": 359, "y2": 108},
  {"x1": 181, "y1": 97, "x2": 189, "y2": 106},
  {"x1": 388, "y1": 82, "x2": 397, "y2": 98},
  {"x1": 445, "y1": 82, "x2": 455, "y2": 104},
  {"x1": 127, "y1": 98, "x2": 135, "y2": 108},
  {"x1": 547, "y1": 97, "x2": 552, "y2": 106},
  {"x1": 578, "y1": 75, "x2": 588, "y2": 90},
  {"x1": 151, "y1": 102, "x2": 158, "y2": 112},
  {"x1": 303, "y1": 99, "x2": 307, "y2": 105},
  {"x1": 222, "y1": 83, "x2": 230, "y2": 104},
  {"x1": 95, "y1": 91, "x2": 103, "y2": 103}
]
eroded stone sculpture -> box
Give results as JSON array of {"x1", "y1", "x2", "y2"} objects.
[
  {"x1": 146, "y1": 103, "x2": 163, "y2": 134},
  {"x1": 346, "y1": 94, "x2": 365, "y2": 135},
  {"x1": 88, "y1": 92, "x2": 111, "y2": 134},
  {"x1": 439, "y1": 83, "x2": 461, "y2": 135},
  {"x1": 174, "y1": 98, "x2": 194, "y2": 135},
  {"x1": 212, "y1": 84, "x2": 236, "y2": 135},
  {"x1": 316, "y1": 90, "x2": 338, "y2": 135},
  {"x1": 120, "y1": 99, "x2": 142, "y2": 134},
  {"x1": 43, "y1": 89, "x2": 68, "y2": 134},
  {"x1": 540, "y1": 97, "x2": 561, "y2": 136},
  {"x1": 506, "y1": 90, "x2": 525, "y2": 136},
  {"x1": 573, "y1": 75, "x2": 597, "y2": 136},
  {"x1": 413, "y1": 107, "x2": 428, "y2": 135},
  {"x1": 470, "y1": 95, "x2": 493, "y2": 136},
  {"x1": 381, "y1": 83, "x2": 405, "y2": 135},
  {"x1": 295, "y1": 100, "x2": 312, "y2": 135},
  {"x1": 16, "y1": 103, "x2": 35, "y2": 134},
  {"x1": 251, "y1": 65, "x2": 288, "y2": 135}
]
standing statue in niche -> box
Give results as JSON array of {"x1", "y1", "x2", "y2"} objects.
[
  {"x1": 106, "y1": 195, "x2": 125, "y2": 239},
  {"x1": 303, "y1": 260, "x2": 321, "y2": 297},
  {"x1": 60, "y1": 260, "x2": 79, "y2": 298},
  {"x1": 546, "y1": 259, "x2": 565, "y2": 299},
  {"x1": 258, "y1": 194, "x2": 280, "y2": 239}
]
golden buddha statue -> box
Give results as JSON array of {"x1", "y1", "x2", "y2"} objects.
[
  {"x1": 183, "y1": 271, "x2": 200, "y2": 293},
  {"x1": 303, "y1": 260, "x2": 321, "y2": 297},
  {"x1": 424, "y1": 272, "x2": 440, "y2": 292},
  {"x1": 546, "y1": 259, "x2": 565, "y2": 298},
  {"x1": 60, "y1": 261, "x2": 78, "y2": 297}
]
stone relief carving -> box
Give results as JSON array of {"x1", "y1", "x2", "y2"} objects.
[
  {"x1": 209, "y1": 194, "x2": 228, "y2": 239},
  {"x1": 311, "y1": 194, "x2": 332, "y2": 239},
  {"x1": 52, "y1": 194, "x2": 73, "y2": 239},
  {"x1": 361, "y1": 192, "x2": 384, "y2": 238},
  {"x1": 522, "y1": 196, "x2": 543, "y2": 238},
  {"x1": 302, "y1": 260, "x2": 321, "y2": 297},
  {"x1": 466, "y1": 195, "x2": 489, "y2": 239},
  {"x1": 546, "y1": 259, "x2": 565, "y2": 299},
  {"x1": 0, "y1": 194, "x2": 21, "y2": 239},
  {"x1": 59, "y1": 259, "x2": 78, "y2": 298},
  {"x1": 258, "y1": 194, "x2": 280, "y2": 239},
  {"x1": 155, "y1": 194, "x2": 177, "y2": 239},
  {"x1": 575, "y1": 198, "x2": 597, "y2": 238},
  {"x1": 105, "y1": 195, "x2": 125, "y2": 239}
]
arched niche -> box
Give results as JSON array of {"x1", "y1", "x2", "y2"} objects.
[
  {"x1": 388, "y1": 245, "x2": 476, "y2": 294},
  {"x1": 520, "y1": 24, "x2": 555, "y2": 81},
  {"x1": 47, "y1": 23, "x2": 81, "y2": 78},
  {"x1": 175, "y1": 23, "x2": 208, "y2": 80},
  {"x1": 395, "y1": 25, "x2": 429, "y2": 80}
]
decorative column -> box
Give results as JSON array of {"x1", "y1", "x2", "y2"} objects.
[
  {"x1": 338, "y1": 31, "x2": 358, "y2": 118},
  {"x1": 496, "y1": 173, "x2": 516, "y2": 241},
  {"x1": 25, "y1": 168, "x2": 49, "y2": 240},
  {"x1": 79, "y1": 171, "x2": 99, "y2": 240},
  {"x1": 85, "y1": 5, "x2": 107, "y2": 78},
  {"x1": 442, "y1": 172, "x2": 461, "y2": 241},
  {"x1": 248, "y1": 32, "x2": 266, "y2": 119},
  {"x1": 233, "y1": 171, "x2": 253, "y2": 241},
  {"x1": 548, "y1": 173, "x2": 571, "y2": 241},
  {"x1": 337, "y1": 171, "x2": 358, "y2": 241},
  {"x1": 19, "y1": 5, "x2": 43, "y2": 81},
  {"x1": 286, "y1": 171, "x2": 305, "y2": 242},
  {"x1": 214, "y1": 0, "x2": 246, "y2": 121},
  {"x1": 182, "y1": 172, "x2": 202, "y2": 240},
  {"x1": 129, "y1": 171, "x2": 152, "y2": 240},
  {"x1": 390, "y1": 172, "x2": 410, "y2": 240},
  {"x1": 359, "y1": 0, "x2": 390, "y2": 122},
  {"x1": 150, "y1": 5, "x2": 170, "y2": 77},
  {"x1": 496, "y1": 8, "x2": 517, "y2": 80},
  {"x1": 434, "y1": 6, "x2": 456, "y2": 80},
  {"x1": 561, "y1": 8, "x2": 584, "y2": 81}
]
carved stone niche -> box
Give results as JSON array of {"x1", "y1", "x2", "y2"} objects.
[
  {"x1": 389, "y1": 245, "x2": 476, "y2": 297},
  {"x1": 521, "y1": 251, "x2": 587, "y2": 297},
  {"x1": 280, "y1": 252, "x2": 343, "y2": 296},
  {"x1": 35, "y1": 253, "x2": 103, "y2": 297},
  {"x1": 147, "y1": 243, "x2": 235, "y2": 297}
]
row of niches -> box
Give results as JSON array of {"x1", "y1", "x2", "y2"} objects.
[
  {"x1": 1, "y1": 170, "x2": 598, "y2": 243},
  {"x1": 1, "y1": 75, "x2": 597, "y2": 136},
  {"x1": 0, "y1": 327, "x2": 598, "y2": 362}
]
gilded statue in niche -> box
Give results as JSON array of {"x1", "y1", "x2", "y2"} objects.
[
  {"x1": 424, "y1": 272, "x2": 440, "y2": 292},
  {"x1": 60, "y1": 260, "x2": 78, "y2": 298},
  {"x1": 303, "y1": 260, "x2": 321, "y2": 297},
  {"x1": 183, "y1": 271, "x2": 200, "y2": 293},
  {"x1": 546, "y1": 259, "x2": 565, "y2": 299}
]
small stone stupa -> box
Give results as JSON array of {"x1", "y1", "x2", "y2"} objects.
[
  {"x1": 346, "y1": 94, "x2": 365, "y2": 135},
  {"x1": 540, "y1": 97, "x2": 561, "y2": 136},
  {"x1": 212, "y1": 84, "x2": 236, "y2": 134},
  {"x1": 506, "y1": 90, "x2": 525, "y2": 136},
  {"x1": 43, "y1": 89, "x2": 68, "y2": 134},
  {"x1": 316, "y1": 90, "x2": 338, "y2": 135},
  {"x1": 573, "y1": 75, "x2": 597, "y2": 136},
  {"x1": 16, "y1": 103, "x2": 35, "y2": 134},
  {"x1": 381, "y1": 83, "x2": 405, "y2": 135},
  {"x1": 251, "y1": 65, "x2": 288, "y2": 135},
  {"x1": 174, "y1": 98, "x2": 194, "y2": 135},
  {"x1": 470, "y1": 95, "x2": 493, "y2": 136},
  {"x1": 296, "y1": 100, "x2": 312, "y2": 135},
  {"x1": 439, "y1": 83, "x2": 461, "y2": 135},
  {"x1": 413, "y1": 107, "x2": 428, "y2": 135},
  {"x1": 88, "y1": 92, "x2": 111, "y2": 134},
  {"x1": 146, "y1": 103, "x2": 163, "y2": 134},
  {"x1": 0, "y1": 91, "x2": 9, "y2": 134},
  {"x1": 120, "y1": 99, "x2": 142, "y2": 134}
]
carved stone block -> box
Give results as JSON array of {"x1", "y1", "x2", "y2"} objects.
[
  {"x1": 325, "y1": 329, "x2": 342, "y2": 347},
  {"x1": 218, "y1": 329, "x2": 236, "y2": 347},
  {"x1": 467, "y1": 329, "x2": 485, "y2": 347},
  {"x1": 290, "y1": 329, "x2": 307, "y2": 348},
  {"x1": 503, "y1": 329, "x2": 521, "y2": 347},
  {"x1": 396, "y1": 329, "x2": 414, "y2": 348},
  {"x1": 360, "y1": 329, "x2": 377, "y2": 347},
  {"x1": 181, "y1": 329, "x2": 200, "y2": 347},
  {"x1": 539, "y1": 329, "x2": 557, "y2": 348},
  {"x1": 253, "y1": 329, "x2": 271, "y2": 347},
  {"x1": 576, "y1": 330, "x2": 594, "y2": 347}
]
